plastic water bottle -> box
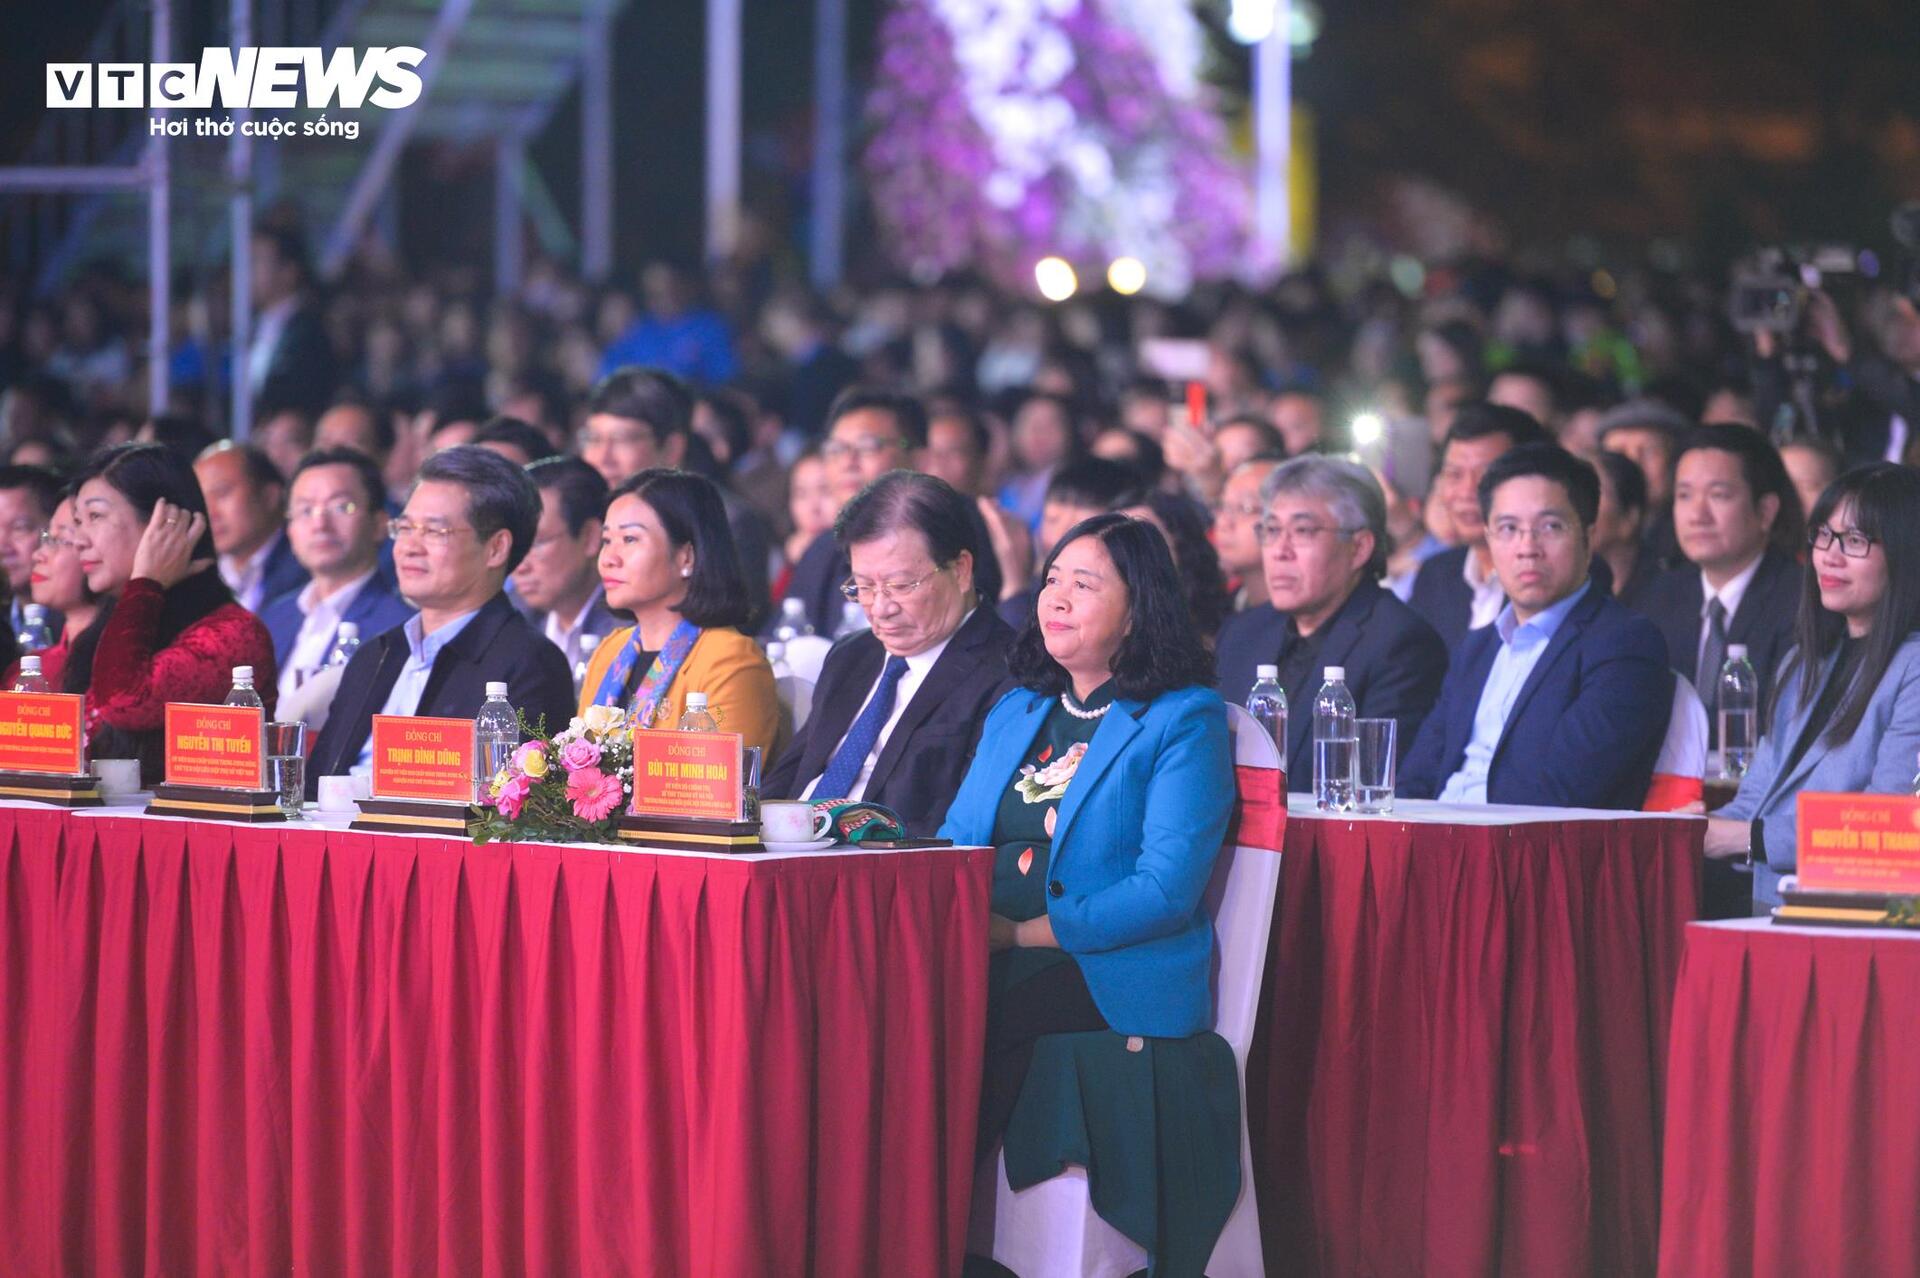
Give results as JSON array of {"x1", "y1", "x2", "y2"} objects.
[
  {"x1": 678, "y1": 691, "x2": 719, "y2": 732},
  {"x1": 1312, "y1": 665, "x2": 1357, "y2": 812},
  {"x1": 833, "y1": 599, "x2": 869, "y2": 639},
  {"x1": 1717, "y1": 644, "x2": 1759, "y2": 780},
  {"x1": 772, "y1": 598, "x2": 814, "y2": 644},
  {"x1": 325, "y1": 622, "x2": 360, "y2": 669},
  {"x1": 475, "y1": 682, "x2": 520, "y2": 800},
  {"x1": 12, "y1": 654, "x2": 48, "y2": 693},
  {"x1": 572, "y1": 633, "x2": 602, "y2": 695},
  {"x1": 16, "y1": 604, "x2": 52, "y2": 653},
  {"x1": 767, "y1": 640, "x2": 791, "y2": 680},
  {"x1": 224, "y1": 665, "x2": 264, "y2": 709},
  {"x1": 1246, "y1": 663, "x2": 1289, "y2": 779}
]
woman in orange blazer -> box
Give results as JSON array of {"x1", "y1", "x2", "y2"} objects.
[{"x1": 578, "y1": 469, "x2": 782, "y2": 759}]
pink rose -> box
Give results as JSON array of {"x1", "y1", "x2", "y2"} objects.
[
  {"x1": 559, "y1": 738, "x2": 604, "y2": 773},
  {"x1": 493, "y1": 771, "x2": 533, "y2": 819},
  {"x1": 567, "y1": 767, "x2": 626, "y2": 823}
]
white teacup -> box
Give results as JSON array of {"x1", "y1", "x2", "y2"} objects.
[
  {"x1": 89, "y1": 758, "x2": 140, "y2": 800},
  {"x1": 761, "y1": 800, "x2": 831, "y2": 843}
]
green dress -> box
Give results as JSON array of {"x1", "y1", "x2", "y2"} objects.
[{"x1": 984, "y1": 682, "x2": 1242, "y2": 1278}]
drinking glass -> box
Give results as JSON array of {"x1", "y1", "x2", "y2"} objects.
[
  {"x1": 1354, "y1": 718, "x2": 1397, "y2": 814},
  {"x1": 265, "y1": 721, "x2": 308, "y2": 818}
]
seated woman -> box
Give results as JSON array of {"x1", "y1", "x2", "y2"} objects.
[
  {"x1": 939, "y1": 513, "x2": 1236, "y2": 1268},
  {"x1": 1703, "y1": 462, "x2": 1920, "y2": 909},
  {"x1": 577, "y1": 468, "x2": 781, "y2": 758},
  {"x1": 3, "y1": 492, "x2": 100, "y2": 689},
  {"x1": 67, "y1": 444, "x2": 278, "y2": 784}
]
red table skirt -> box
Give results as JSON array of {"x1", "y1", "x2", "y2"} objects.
[
  {"x1": 1659, "y1": 921, "x2": 1920, "y2": 1276},
  {"x1": 0, "y1": 807, "x2": 992, "y2": 1277},
  {"x1": 1249, "y1": 813, "x2": 1701, "y2": 1277}
]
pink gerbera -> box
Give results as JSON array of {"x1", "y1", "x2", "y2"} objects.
[{"x1": 566, "y1": 768, "x2": 625, "y2": 822}]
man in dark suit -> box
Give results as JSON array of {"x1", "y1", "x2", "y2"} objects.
[
  {"x1": 1632, "y1": 424, "x2": 1803, "y2": 726},
  {"x1": 307, "y1": 446, "x2": 575, "y2": 790},
  {"x1": 765, "y1": 472, "x2": 1014, "y2": 835},
  {"x1": 1409, "y1": 403, "x2": 1552, "y2": 652},
  {"x1": 1401, "y1": 445, "x2": 1671, "y2": 809},
  {"x1": 1217, "y1": 455, "x2": 1447, "y2": 789},
  {"x1": 194, "y1": 440, "x2": 308, "y2": 612},
  {"x1": 511, "y1": 457, "x2": 630, "y2": 670},
  {"x1": 244, "y1": 224, "x2": 336, "y2": 416}
]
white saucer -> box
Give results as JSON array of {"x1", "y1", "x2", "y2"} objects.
[{"x1": 760, "y1": 837, "x2": 836, "y2": 854}]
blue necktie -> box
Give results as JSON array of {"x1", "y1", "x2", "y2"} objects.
[{"x1": 815, "y1": 656, "x2": 908, "y2": 799}]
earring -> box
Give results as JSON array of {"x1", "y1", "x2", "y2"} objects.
[{"x1": 681, "y1": 566, "x2": 692, "y2": 578}]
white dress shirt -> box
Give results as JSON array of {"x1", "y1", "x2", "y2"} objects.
[
  {"x1": 1464, "y1": 548, "x2": 1506, "y2": 632},
  {"x1": 277, "y1": 568, "x2": 376, "y2": 706},
  {"x1": 220, "y1": 529, "x2": 286, "y2": 614},
  {"x1": 543, "y1": 590, "x2": 607, "y2": 666},
  {"x1": 1440, "y1": 582, "x2": 1591, "y2": 803},
  {"x1": 1696, "y1": 553, "x2": 1763, "y2": 676},
  {"x1": 803, "y1": 611, "x2": 971, "y2": 801},
  {"x1": 351, "y1": 607, "x2": 482, "y2": 773}
]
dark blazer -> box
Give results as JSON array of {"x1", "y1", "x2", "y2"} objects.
[
  {"x1": 260, "y1": 564, "x2": 415, "y2": 668},
  {"x1": 1632, "y1": 547, "x2": 1800, "y2": 719},
  {"x1": 1399, "y1": 582, "x2": 1671, "y2": 809},
  {"x1": 1216, "y1": 579, "x2": 1448, "y2": 790},
  {"x1": 306, "y1": 591, "x2": 575, "y2": 794},
  {"x1": 764, "y1": 604, "x2": 1015, "y2": 835},
  {"x1": 256, "y1": 302, "x2": 338, "y2": 416},
  {"x1": 1408, "y1": 545, "x2": 1485, "y2": 654},
  {"x1": 778, "y1": 513, "x2": 1006, "y2": 638},
  {"x1": 256, "y1": 531, "x2": 311, "y2": 612}
]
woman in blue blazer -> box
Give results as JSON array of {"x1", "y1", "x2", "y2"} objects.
[
  {"x1": 939, "y1": 513, "x2": 1232, "y2": 1157},
  {"x1": 1701, "y1": 463, "x2": 1920, "y2": 909}
]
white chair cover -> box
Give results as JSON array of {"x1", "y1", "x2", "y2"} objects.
[
  {"x1": 775, "y1": 674, "x2": 815, "y2": 737},
  {"x1": 781, "y1": 635, "x2": 833, "y2": 685}
]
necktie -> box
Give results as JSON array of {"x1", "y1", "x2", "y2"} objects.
[
  {"x1": 815, "y1": 656, "x2": 909, "y2": 800},
  {"x1": 1698, "y1": 597, "x2": 1729, "y2": 714}
]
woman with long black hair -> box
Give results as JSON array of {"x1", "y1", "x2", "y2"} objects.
[{"x1": 1702, "y1": 462, "x2": 1920, "y2": 909}]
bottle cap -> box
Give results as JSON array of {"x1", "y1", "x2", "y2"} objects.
[
  {"x1": 1256, "y1": 664, "x2": 1279, "y2": 680},
  {"x1": 485, "y1": 681, "x2": 508, "y2": 697},
  {"x1": 579, "y1": 634, "x2": 600, "y2": 652},
  {"x1": 687, "y1": 692, "x2": 709, "y2": 709},
  {"x1": 767, "y1": 641, "x2": 786, "y2": 659},
  {"x1": 21, "y1": 655, "x2": 39, "y2": 673},
  {"x1": 783, "y1": 598, "x2": 805, "y2": 614},
  {"x1": 1727, "y1": 644, "x2": 1748, "y2": 660},
  {"x1": 232, "y1": 665, "x2": 253, "y2": 681},
  {"x1": 337, "y1": 622, "x2": 358, "y2": 639},
  {"x1": 1324, "y1": 666, "x2": 1346, "y2": 681}
]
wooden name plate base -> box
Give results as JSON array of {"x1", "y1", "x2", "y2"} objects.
[
  {"x1": 0, "y1": 770, "x2": 103, "y2": 807},
  {"x1": 618, "y1": 813, "x2": 764, "y2": 854},
  {"x1": 350, "y1": 795, "x2": 475, "y2": 835},
  {"x1": 147, "y1": 783, "x2": 286, "y2": 822}
]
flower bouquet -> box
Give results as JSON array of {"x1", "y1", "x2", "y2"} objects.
[{"x1": 467, "y1": 704, "x2": 635, "y2": 844}]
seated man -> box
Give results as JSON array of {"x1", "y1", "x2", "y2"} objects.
[
  {"x1": 996, "y1": 456, "x2": 1144, "y2": 629},
  {"x1": 513, "y1": 457, "x2": 628, "y2": 669},
  {"x1": 1217, "y1": 456, "x2": 1446, "y2": 790},
  {"x1": 307, "y1": 446, "x2": 576, "y2": 789},
  {"x1": 194, "y1": 440, "x2": 308, "y2": 612},
  {"x1": 1401, "y1": 444, "x2": 1671, "y2": 809},
  {"x1": 765, "y1": 471, "x2": 1014, "y2": 835},
  {"x1": 260, "y1": 448, "x2": 415, "y2": 732}
]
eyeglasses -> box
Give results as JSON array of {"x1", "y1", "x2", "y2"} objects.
[
  {"x1": 577, "y1": 427, "x2": 653, "y2": 451},
  {"x1": 1213, "y1": 498, "x2": 1266, "y2": 522},
  {"x1": 35, "y1": 531, "x2": 76, "y2": 552},
  {"x1": 1488, "y1": 516, "x2": 1575, "y2": 545},
  {"x1": 1809, "y1": 525, "x2": 1878, "y2": 558},
  {"x1": 289, "y1": 498, "x2": 361, "y2": 523},
  {"x1": 839, "y1": 564, "x2": 949, "y2": 605},
  {"x1": 1255, "y1": 520, "x2": 1362, "y2": 547},
  {"x1": 822, "y1": 437, "x2": 903, "y2": 463},
  {"x1": 388, "y1": 519, "x2": 475, "y2": 546}
]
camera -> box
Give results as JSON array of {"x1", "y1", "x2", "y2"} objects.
[{"x1": 1728, "y1": 245, "x2": 1866, "y2": 336}]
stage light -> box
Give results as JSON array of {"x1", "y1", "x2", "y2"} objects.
[
  {"x1": 1228, "y1": 0, "x2": 1276, "y2": 44},
  {"x1": 1107, "y1": 257, "x2": 1147, "y2": 295},
  {"x1": 1035, "y1": 256, "x2": 1079, "y2": 302},
  {"x1": 1350, "y1": 412, "x2": 1384, "y2": 446}
]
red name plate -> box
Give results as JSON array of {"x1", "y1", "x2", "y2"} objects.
[
  {"x1": 0, "y1": 692, "x2": 85, "y2": 775},
  {"x1": 164, "y1": 703, "x2": 265, "y2": 790},
  {"x1": 1797, "y1": 792, "x2": 1920, "y2": 893},
  {"x1": 370, "y1": 715, "x2": 477, "y2": 803},
  {"x1": 631, "y1": 729, "x2": 743, "y2": 821}
]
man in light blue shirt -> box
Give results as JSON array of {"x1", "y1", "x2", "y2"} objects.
[
  {"x1": 1438, "y1": 580, "x2": 1590, "y2": 802},
  {"x1": 352, "y1": 607, "x2": 483, "y2": 773}
]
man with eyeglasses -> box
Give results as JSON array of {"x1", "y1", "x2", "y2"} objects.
[
  {"x1": 194, "y1": 440, "x2": 308, "y2": 613},
  {"x1": 259, "y1": 448, "x2": 415, "y2": 731},
  {"x1": 1216, "y1": 456, "x2": 1446, "y2": 788},
  {"x1": 764, "y1": 472, "x2": 1014, "y2": 835},
  {"x1": 1212, "y1": 453, "x2": 1285, "y2": 610},
  {"x1": 0, "y1": 464, "x2": 63, "y2": 639},
  {"x1": 1402, "y1": 444, "x2": 1670, "y2": 809},
  {"x1": 306, "y1": 446, "x2": 575, "y2": 791}
]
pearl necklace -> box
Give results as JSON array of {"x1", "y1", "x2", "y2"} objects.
[{"x1": 1060, "y1": 691, "x2": 1111, "y2": 720}]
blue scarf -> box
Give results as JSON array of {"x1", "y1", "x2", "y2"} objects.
[{"x1": 592, "y1": 620, "x2": 702, "y2": 728}]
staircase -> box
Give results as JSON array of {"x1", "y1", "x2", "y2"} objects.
[{"x1": 3, "y1": 0, "x2": 622, "y2": 290}]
